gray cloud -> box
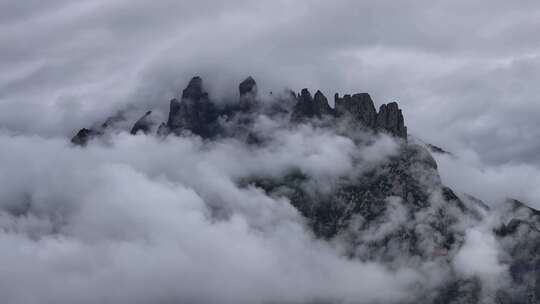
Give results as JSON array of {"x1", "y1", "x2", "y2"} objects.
[
  {"x1": 1, "y1": 1, "x2": 540, "y2": 302},
  {"x1": 2, "y1": 0, "x2": 540, "y2": 172},
  {"x1": 434, "y1": 149, "x2": 540, "y2": 208},
  {"x1": 0, "y1": 125, "x2": 419, "y2": 304}
]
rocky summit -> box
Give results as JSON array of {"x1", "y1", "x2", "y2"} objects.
[
  {"x1": 165, "y1": 76, "x2": 219, "y2": 137},
  {"x1": 70, "y1": 76, "x2": 540, "y2": 304},
  {"x1": 72, "y1": 76, "x2": 408, "y2": 144}
]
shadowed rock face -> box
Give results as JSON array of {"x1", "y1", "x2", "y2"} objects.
[
  {"x1": 427, "y1": 143, "x2": 452, "y2": 155},
  {"x1": 239, "y1": 76, "x2": 257, "y2": 111},
  {"x1": 166, "y1": 77, "x2": 219, "y2": 137},
  {"x1": 239, "y1": 76, "x2": 257, "y2": 96},
  {"x1": 376, "y1": 102, "x2": 407, "y2": 138},
  {"x1": 181, "y1": 76, "x2": 206, "y2": 100},
  {"x1": 493, "y1": 199, "x2": 540, "y2": 303},
  {"x1": 290, "y1": 89, "x2": 334, "y2": 122},
  {"x1": 71, "y1": 128, "x2": 102, "y2": 146},
  {"x1": 292, "y1": 89, "x2": 407, "y2": 139},
  {"x1": 335, "y1": 93, "x2": 378, "y2": 128},
  {"x1": 71, "y1": 112, "x2": 125, "y2": 146},
  {"x1": 72, "y1": 76, "x2": 408, "y2": 143},
  {"x1": 249, "y1": 143, "x2": 458, "y2": 239},
  {"x1": 130, "y1": 111, "x2": 154, "y2": 135}
]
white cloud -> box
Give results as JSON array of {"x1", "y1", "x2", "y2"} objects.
[
  {"x1": 1, "y1": 1, "x2": 540, "y2": 302},
  {"x1": 435, "y1": 149, "x2": 540, "y2": 208},
  {"x1": 0, "y1": 125, "x2": 418, "y2": 304},
  {"x1": 454, "y1": 228, "x2": 506, "y2": 280}
]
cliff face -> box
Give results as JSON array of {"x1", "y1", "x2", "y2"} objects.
[
  {"x1": 335, "y1": 93, "x2": 378, "y2": 128},
  {"x1": 73, "y1": 76, "x2": 408, "y2": 143},
  {"x1": 130, "y1": 111, "x2": 153, "y2": 135},
  {"x1": 290, "y1": 89, "x2": 407, "y2": 139},
  {"x1": 290, "y1": 89, "x2": 334, "y2": 122},
  {"x1": 69, "y1": 76, "x2": 540, "y2": 304},
  {"x1": 165, "y1": 76, "x2": 219, "y2": 137}
]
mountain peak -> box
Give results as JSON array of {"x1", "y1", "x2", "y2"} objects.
[
  {"x1": 376, "y1": 102, "x2": 407, "y2": 138},
  {"x1": 239, "y1": 76, "x2": 257, "y2": 96},
  {"x1": 291, "y1": 88, "x2": 333, "y2": 122},
  {"x1": 65, "y1": 75, "x2": 540, "y2": 302},
  {"x1": 335, "y1": 92, "x2": 378, "y2": 128},
  {"x1": 181, "y1": 76, "x2": 207, "y2": 101},
  {"x1": 164, "y1": 77, "x2": 217, "y2": 136},
  {"x1": 72, "y1": 77, "x2": 408, "y2": 142}
]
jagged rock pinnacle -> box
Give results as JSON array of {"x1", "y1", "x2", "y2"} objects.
[
  {"x1": 71, "y1": 128, "x2": 101, "y2": 146},
  {"x1": 239, "y1": 76, "x2": 258, "y2": 111},
  {"x1": 181, "y1": 76, "x2": 207, "y2": 101},
  {"x1": 313, "y1": 90, "x2": 333, "y2": 115},
  {"x1": 291, "y1": 89, "x2": 333, "y2": 122},
  {"x1": 376, "y1": 102, "x2": 407, "y2": 139},
  {"x1": 166, "y1": 77, "x2": 218, "y2": 137},
  {"x1": 335, "y1": 93, "x2": 377, "y2": 127},
  {"x1": 71, "y1": 76, "x2": 407, "y2": 142},
  {"x1": 239, "y1": 76, "x2": 257, "y2": 96},
  {"x1": 290, "y1": 88, "x2": 407, "y2": 139},
  {"x1": 130, "y1": 111, "x2": 154, "y2": 135},
  {"x1": 71, "y1": 113, "x2": 125, "y2": 146}
]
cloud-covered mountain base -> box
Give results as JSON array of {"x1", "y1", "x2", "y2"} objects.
[{"x1": 0, "y1": 77, "x2": 539, "y2": 304}]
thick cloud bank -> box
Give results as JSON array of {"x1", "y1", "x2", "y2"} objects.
[
  {"x1": 2, "y1": 0, "x2": 540, "y2": 170},
  {"x1": 1, "y1": 1, "x2": 540, "y2": 303},
  {"x1": 0, "y1": 125, "x2": 422, "y2": 304},
  {"x1": 0, "y1": 102, "x2": 532, "y2": 303},
  {"x1": 2, "y1": 0, "x2": 540, "y2": 208},
  {"x1": 435, "y1": 150, "x2": 540, "y2": 208}
]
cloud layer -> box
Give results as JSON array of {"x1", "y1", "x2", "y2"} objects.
[
  {"x1": 2, "y1": 0, "x2": 540, "y2": 167},
  {"x1": 1, "y1": 1, "x2": 540, "y2": 303},
  {"x1": 0, "y1": 126, "x2": 422, "y2": 304},
  {"x1": 2, "y1": 0, "x2": 540, "y2": 205}
]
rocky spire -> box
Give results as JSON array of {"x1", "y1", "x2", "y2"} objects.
[
  {"x1": 70, "y1": 76, "x2": 408, "y2": 142},
  {"x1": 71, "y1": 112, "x2": 125, "y2": 146},
  {"x1": 335, "y1": 93, "x2": 377, "y2": 127},
  {"x1": 313, "y1": 90, "x2": 333, "y2": 115},
  {"x1": 130, "y1": 111, "x2": 154, "y2": 135},
  {"x1": 181, "y1": 76, "x2": 206, "y2": 101},
  {"x1": 166, "y1": 76, "x2": 218, "y2": 137},
  {"x1": 71, "y1": 128, "x2": 102, "y2": 146},
  {"x1": 239, "y1": 76, "x2": 257, "y2": 111},
  {"x1": 166, "y1": 98, "x2": 185, "y2": 131},
  {"x1": 239, "y1": 76, "x2": 257, "y2": 97},
  {"x1": 291, "y1": 89, "x2": 333, "y2": 122},
  {"x1": 375, "y1": 102, "x2": 407, "y2": 139}
]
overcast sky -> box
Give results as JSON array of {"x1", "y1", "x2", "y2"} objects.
[
  {"x1": 2, "y1": 2, "x2": 540, "y2": 303},
  {"x1": 1, "y1": 0, "x2": 540, "y2": 195}
]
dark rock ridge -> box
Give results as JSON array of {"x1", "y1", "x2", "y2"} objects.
[
  {"x1": 238, "y1": 76, "x2": 258, "y2": 111},
  {"x1": 245, "y1": 140, "x2": 540, "y2": 303},
  {"x1": 427, "y1": 143, "x2": 452, "y2": 155},
  {"x1": 239, "y1": 76, "x2": 257, "y2": 97},
  {"x1": 249, "y1": 143, "x2": 461, "y2": 239},
  {"x1": 165, "y1": 76, "x2": 219, "y2": 137},
  {"x1": 290, "y1": 89, "x2": 334, "y2": 122},
  {"x1": 70, "y1": 112, "x2": 125, "y2": 146},
  {"x1": 130, "y1": 111, "x2": 154, "y2": 135},
  {"x1": 335, "y1": 93, "x2": 378, "y2": 128},
  {"x1": 493, "y1": 199, "x2": 540, "y2": 303},
  {"x1": 376, "y1": 102, "x2": 407, "y2": 138},
  {"x1": 71, "y1": 76, "x2": 408, "y2": 144},
  {"x1": 290, "y1": 89, "x2": 407, "y2": 139},
  {"x1": 71, "y1": 128, "x2": 102, "y2": 146}
]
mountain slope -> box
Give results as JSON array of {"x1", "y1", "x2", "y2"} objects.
[{"x1": 70, "y1": 76, "x2": 540, "y2": 304}]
